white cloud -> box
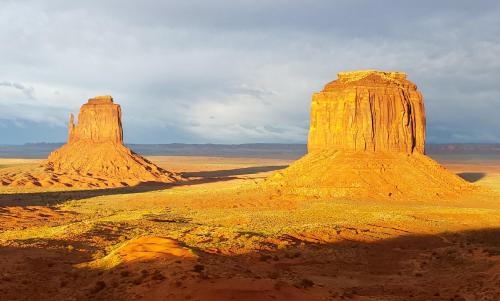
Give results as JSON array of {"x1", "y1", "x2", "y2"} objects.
[{"x1": 0, "y1": 0, "x2": 499, "y2": 144}]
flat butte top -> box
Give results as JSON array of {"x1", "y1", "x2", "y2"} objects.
[
  {"x1": 323, "y1": 70, "x2": 417, "y2": 91},
  {"x1": 87, "y1": 95, "x2": 114, "y2": 104}
]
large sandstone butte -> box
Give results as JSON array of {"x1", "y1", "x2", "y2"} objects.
[
  {"x1": 45, "y1": 95, "x2": 179, "y2": 187},
  {"x1": 0, "y1": 96, "x2": 179, "y2": 188},
  {"x1": 308, "y1": 70, "x2": 426, "y2": 154},
  {"x1": 267, "y1": 70, "x2": 474, "y2": 200},
  {"x1": 67, "y1": 95, "x2": 124, "y2": 144}
]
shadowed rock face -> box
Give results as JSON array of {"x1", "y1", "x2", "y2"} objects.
[
  {"x1": 266, "y1": 70, "x2": 474, "y2": 201},
  {"x1": 308, "y1": 70, "x2": 426, "y2": 154}
]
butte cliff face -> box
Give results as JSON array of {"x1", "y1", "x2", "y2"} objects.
[
  {"x1": 67, "y1": 95, "x2": 123, "y2": 144},
  {"x1": 44, "y1": 95, "x2": 179, "y2": 187},
  {"x1": 0, "y1": 96, "x2": 179, "y2": 188},
  {"x1": 267, "y1": 70, "x2": 473, "y2": 200},
  {"x1": 308, "y1": 71, "x2": 426, "y2": 154}
]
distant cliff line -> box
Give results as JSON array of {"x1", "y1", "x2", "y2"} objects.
[{"x1": 0, "y1": 143, "x2": 499, "y2": 159}]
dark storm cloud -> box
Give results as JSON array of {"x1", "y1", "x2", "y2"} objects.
[{"x1": 0, "y1": 0, "x2": 499, "y2": 144}]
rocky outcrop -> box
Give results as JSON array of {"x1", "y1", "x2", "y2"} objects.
[
  {"x1": 308, "y1": 70, "x2": 426, "y2": 154},
  {"x1": 67, "y1": 95, "x2": 123, "y2": 144},
  {"x1": 266, "y1": 70, "x2": 474, "y2": 201},
  {"x1": 0, "y1": 96, "x2": 179, "y2": 188},
  {"x1": 45, "y1": 95, "x2": 179, "y2": 187}
]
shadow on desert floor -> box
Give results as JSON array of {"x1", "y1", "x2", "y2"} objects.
[
  {"x1": 180, "y1": 165, "x2": 288, "y2": 178},
  {"x1": 0, "y1": 164, "x2": 288, "y2": 207},
  {"x1": 0, "y1": 227, "x2": 498, "y2": 300},
  {"x1": 0, "y1": 176, "x2": 239, "y2": 207},
  {"x1": 457, "y1": 172, "x2": 487, "y2": 183}
]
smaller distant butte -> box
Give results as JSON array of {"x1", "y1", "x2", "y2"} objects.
[{"x1": 0, "y1": 96, "x2": 180, "y2": 189}]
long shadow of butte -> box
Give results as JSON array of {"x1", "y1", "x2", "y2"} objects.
[
  {"x1": 0, "y1": 165, "x2": 287, "y2": 207},
  {"x1": 0, "y1": 177, "x2": 234, "y2": 207},
  {"x1": 457, "y1": 172, "x2": 487, "y2": 183},
  {"x1": 180, "y1": 165, "x2": 287, "y2": 178}
]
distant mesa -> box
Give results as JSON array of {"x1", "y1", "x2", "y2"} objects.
[
  {"x1": 1, "y1": 96, "x2": 179, "y2": 188},
  {"x1": 266, "y1": 70, "x2": 474, "y2": 200}
]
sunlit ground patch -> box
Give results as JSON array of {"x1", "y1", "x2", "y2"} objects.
[{"x1": 80, "y1": 236, "x2": 197, "y2": 269}]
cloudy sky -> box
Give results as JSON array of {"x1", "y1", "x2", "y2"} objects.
[{"x1": 1, "y1": 0, "x2": 499, "y2": 145}]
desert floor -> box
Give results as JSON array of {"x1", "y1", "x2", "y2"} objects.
[{"x1": 0, "y1": 155, "x2": 499, "y2": 301}]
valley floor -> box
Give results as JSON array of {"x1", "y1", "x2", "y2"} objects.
[{"x1": 0, "y1": 156, "x2": 499, "y2": 301}]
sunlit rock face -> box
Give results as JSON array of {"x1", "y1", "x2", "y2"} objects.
[
  {"x1": 265, "y1": 70, "x2": 474, "y2": 201},
  {"x1": 43, "y1": 96, "x2": 179, "y2": 187},
  {"x1": 68, "y1": 95, "x2": 123, "y2": 144},
  {"x1": 308, "y1": 70, "x2": 426, "y2": 154},
  {"x1": 1, "y1": 95, "x2": 179, "y2": 189}
]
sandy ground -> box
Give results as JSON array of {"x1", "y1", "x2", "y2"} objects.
[{"x1": 0, "y1": 155, "x2": 499, "y2": 301}]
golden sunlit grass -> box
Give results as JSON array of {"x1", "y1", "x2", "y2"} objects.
[
  {"x1": 0, "y1": 155, "x2": 499, "y2": 300},
  {"x1": 1, "y1": 156, "x2": 499, "y2": 254}
]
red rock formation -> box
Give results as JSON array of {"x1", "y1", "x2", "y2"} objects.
[
  {"x1": 266, "y1": 70, "x2": 474, "y2": 200},
  {"x1": 0, "y1": 96, "x2": 179, "y2": 188},
  {"x1": 44, "y1": 95, "x2": 179, "y2": 187},
  {"x1": 308, "y1": 70, "x2": 426, "y2": 154},
  {"x1": 67, "y1": 95, "x2": 123, "y2": 144}
]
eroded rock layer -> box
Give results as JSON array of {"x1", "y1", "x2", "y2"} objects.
[
  {"x1": 68, "y1": 95, "x2": 123, "y2": 144},
  {"x1": 266, "y1": 70, "x2": 474, "y2": 200},
  {"x1": 308, "y1": 70, "x2": 426, "y2": 153},
  {"x1": 1, "y1": 96, "x2": 179, "y2": 188}
]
